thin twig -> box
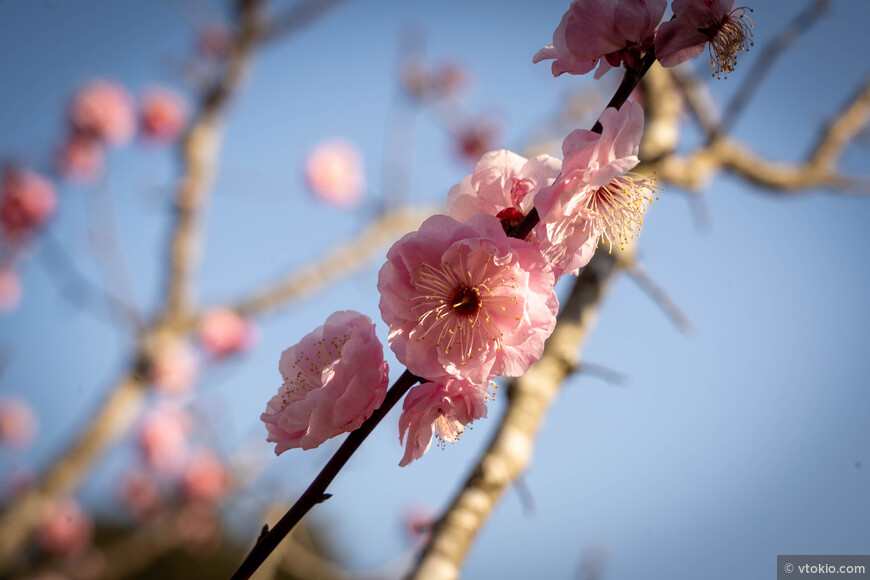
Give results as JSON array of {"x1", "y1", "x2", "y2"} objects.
[{"x1": 625, "y1": 259, "x2": 694, "y2": 335}]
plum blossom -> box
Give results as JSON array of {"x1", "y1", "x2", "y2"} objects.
[
  {"x1": 197, "y1": 308, "x2": 255, "y2": 359},
  {"x1": 150, "y1": 339, "x2": 199, "y2": 394},
  {"x1": 304, "y1": 139, "x2": 365, "y2": 207},
  {"x1": 534, "y1": 0, "x2": 667, "y2": 78},
  {"x1": 137, "y1": 407, "x2": 191, "y2": 475},
  {"x1": 398, "y1": 378, "x2": 491, "y2": 466},
  {"x1": 0, "y1": 166, "x2": 57, "y2": 241},
  {"x1": 261, "y1": 310, "x2": 389, "y2": 453},
  {"x1": 656, "y1": 0, "x2": 753, "y2": 78},
  {"x1": 56, "y1": 134, "x2": 104, "y2": 184},
  {"x1": 378, "y1": 215, "x2": 558, "y2": 384},
  {"x1": 181, "y1": 449, "x2": 228, "y2": 504},
  {"x1": 36, "y1": 499, "x2": 93, "y2": 557},
  {"x1": 0, "y1": 397, "x2": 37, "y2": 449},
  {"x1": 535, "y1": 101, "x2": 657, "y2": 277},
  {"x1": 140, "y1": 88, "x2": 187, "y2": 143},
  {"x1": 445, "y1": 149, "x2": 561, "y2": 233},
  {"x1": 68, "y1": 80, "x2": 136, "y2": 146}
]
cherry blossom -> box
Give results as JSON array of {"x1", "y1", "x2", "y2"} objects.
[
  {"x1": 535, "y1": 101, "x2": 657, "y2": 277},
  {"x1": 0, "y1": 397, "x2": 37, "y2": 449},
  {"x1": 140, "y1": 88, "x2": 187, "y2": 144},
  {"x1": 197, "y1": 308, "x2": 254, "y2": 359},
  {"x1": 378, "y1": 214, "x2": 558, "y2": 384},
  {"x1": 0, "y1": 166, "x2": 57, "y2": 241},
  {"x1": 304, "y1": 139, "x2": 365, "y2": 207},
  {"x1": 656, "y1": 0, "x2": 754, "y2": 78},
  {"x1": 445, "y1": 149, "x2": 561, "y2": 234},
  {"x1": 261, "y1": 310, "x2": 390, "y2": 453},
  {"x1": 68, "y1": 80, "x2": 136, "y2": 146},
  {"x1": 534, "y1": 0, "x2": 666, "y2": 78},
  {"x1": 398, "y1": 378, "x2": 491, "y2": 466}
]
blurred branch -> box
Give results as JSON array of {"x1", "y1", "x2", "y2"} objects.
[
  {"x1": 261, "y1": 0, "x2": 347, "y2": 45},
  {"x1": 625, "y1": 259, "x2": 694, "y2": 335},
  {"x1": 407, "y1": 248, "x2": 631, "y2": 580}
]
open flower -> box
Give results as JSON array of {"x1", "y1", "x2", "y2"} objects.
[
  {"x1": 445, "y1": 149, "x2": 561, "y2": 233},
  {"x1": 261, "y1": 310, "x2": 389, "y2": 453},
  {"x1": 0, "y1": 166, "x2": 57, "y2": 241},
  {"x1": 398, "y1": 378, "x2": 491, "y2": 466},
  {"x1": 304, "y1": 139, "x2": 365, "y2": 207},
  {"x1": 535, "y1": 101, "x2": 657, "y2": 277},
  {"x1": 378, "y1": 214, "x2": 558, "y2": 384},
  {"x1": 655, "y1": 0, "x2": 754, "y2": 78},
  {"x1": 68, "y1": 80, "x2": 136, "y2": 146},
  {"x1": 534, "y1": 0, "x2": 666, "y2": 78}
]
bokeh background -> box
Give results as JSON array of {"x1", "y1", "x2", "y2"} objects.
[{"x1": 0, "y1": 0, "x2": 868, "y2": 578}]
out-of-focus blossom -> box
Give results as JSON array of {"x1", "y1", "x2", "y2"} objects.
[
  {"x1": 56, "y1": 134, "x2": 104, "y2": 184},
  {"x1": 656, "y1": 0, "x2": 754, "y2": 78},
  {"x1": 534, "y1": 0, "x2": 666, "y2": 78},
  {"x1": 401, "y1": 503, "x2": 435, "y2": 542},
  {"x1": 140, "y1": 88, "x2": 188, "y2": 144},
  {"x1": 535, "y1": 101, "x2": 656, "y2": 277},
  {"x1": 0, "y1": 265, "x2": 21, "y2": 312},
  {"x1": 445, "y1": 149, "x2": 561, "y2": 234},
  {"x1": 36, "y1": 499, "x2": 93, "y2": 557},
  {"x1": 181, "y1": 449, "x2": 228, "y2": 504},
  {"x1": 401, "y1": 59, "x2": 467, "y2": 99},
  {"x1": 261, "y1": 310, "x2": 389, "y2": 453},
  {"x1": 176, "y1": 502, "x2": 219, "y2": 546},
  {"x1": 398, "y1": 379, "x2": 491, "y2": 466},
  {"x1": 0, "y1": 166, "x2": 57, "y2": 241},
  {"x1": 197, "y1": 307, "x2": 254, "y2": 359},
  {"x1": 378, "y1": 215, "x2": 558, "y2": 384},
  {"x1": 0, "y1": 397, "x2": 37, "y2": 449},
  {"x1": 120, "y1": 470, "x2": 163, "y2": 520},
  {"x1": 150, "y1": 339, "x2": 199, "y2": 394},
  {"x1": 455, "y1": 120, "x2": 499, "y2": 165},
  {"x1": 68, "y1": 80, "x2": 135, "y2": 146},
  {"x1": 304, "y1": 139, "x2": 365, "y2": 207},
  {"x1": 138, "y1": 407, "x2": 190, "y2": 475}
]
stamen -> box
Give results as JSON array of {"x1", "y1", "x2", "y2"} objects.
[
  {"x1": 581, "y1": 173, "x2": 660, "y2": 251},
  {"x1": 707, "y1": 7, "x2": 754, "y2": 79}
]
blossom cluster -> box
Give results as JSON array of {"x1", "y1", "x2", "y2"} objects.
[{"x1": 262, "y1": 0, "x2": 751, "y2": 465}]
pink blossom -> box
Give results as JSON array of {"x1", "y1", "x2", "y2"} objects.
[
  {"x1": 304, "y1": 139, "x2": 365, "y2": 207},
  {"x1": 0, "y1": 265, "x2": 21, "y2": 312},
  {"x1": 0, "y1": 166, "x2": 57, "y2": 241},
  {"x1": 150, "y1": 339, "x2": 199, "y2": 394},
  {"x1": 36, "y1": 499, "x2": 93, "y2": 557},
  {"x1": 140, "y1": 88, "x2": 187, "y2": 144},
  {"x1": 398, "y1": 379, "x2": 491, "y2": 466},
  {"x1": 378, "y1": 214, "x2": 558, "y2": 384},
  {"x1": 56, "y1": 134, "x2": 104, "y2": 184},
  {"x1": 138, "y1": 407, "x2": 190, "y2": 475},
  {"x1": 534, "y1": 0, "x2": 666, "y2": 78},
  {"x1": 0, "y1": 397, "x2": 37, "y2": 449},
  {"x1": 120, "y1": 470, "x2": 163, "y2": 520},
  {"x1": 68, "y1": 80, "x2": 135, "y2": 146},
  {"x1": 656, "y1": 0, "x2": 754, "y2": 78},
  {"x1": 535, "y1": 101, "x2": 657, "y2": 277},
  {"x1": 261, "y1": 310, "x2": 390, "y2": 453},
  {"x1": 181, "y1": 449, "x2": 227, "y2": 504},
  {"x1": 455, "y1": 120, "x2": 499, "y2": 165},
  {"x1": 197, "y1": 308, "x2": 254, "y2": 359},
  {"x1": 446, "y1": 150, "x2": 561, "y2": 234}
]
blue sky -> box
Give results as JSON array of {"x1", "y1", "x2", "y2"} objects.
[{"x1": 1, "y1": 1, "x2": 869, "y2": 579}]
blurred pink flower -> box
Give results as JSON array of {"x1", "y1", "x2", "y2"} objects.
[
  {"x1": 150, "y1": 339, "x2": 199, "y2": 394},
  {"x1": 656, "y1": 0, "x2": 754, "y2": 78},
  {"x1": 534, "y1": 0, "x2": 666, "y2": 78},
  {"x1": 401, "y1": 503, "x2": 435, "y2": 542},
  {"x1": 535, "y1": 101, "x2": 656, "y2": 277},
  {"x1": 455, "y1": 120, "x2": 499, "y2": 165},
  {"x1": 120, "y1": 470, "x2": 163, "y2": 520},
  {"x1": 0, "y1": 166, "x2": 57, "y2": 241},
  {"x1": 140, "y1": 88, "x2": 187, "y2": 144},
  {"x1": 181, "y1": 449, "x2": 228, "y2": 504},
  {"x1": 378, "y1": 215, "x2": 558, "y2": 384},
  {"x1": 398, "y1": 379, "x2": 491, "y2": 466},
  {"x1": 138, "y1": 407, "x2": 190, "y2": 475},
  {"x1": 68, "y1": 80, "x2": 135, "y2": 146},
  {"x1": 0, "y1": 397, "x2": 37, "y2": 448},
  {"x1": 56, "y1": 134, "x2": 104, "y2": 184},
  {"x1": 197, "y1": 308, "x2": 254, "y2": 359},
  {"x1": 304, "y1": 139, "x2": 365, "y2": 207},
  {"x1": 36, "y1": 499, "x2": 93, "y2": 557},
  {"x1": 446, "y1": 149, "x2": 561, "y2": 233},
  {"x1": 261, "y1": 310, "x2": 389, "y2": 453},
  {"x1": 0, "y1": 264, "x2": 21, "y2": 312}
]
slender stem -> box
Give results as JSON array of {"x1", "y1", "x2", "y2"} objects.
[
  {"x1": 508, "y1": 54, "x2": 657, "y2": 241},
  {"x1": 230, "y1": 370, "x2": 423, "y2": 580}
]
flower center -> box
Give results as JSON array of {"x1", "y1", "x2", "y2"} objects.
[
  {"x1": 583, "y1": 173, "x2": 659, "y2": 251},
  {"x1": 704, "y1": 7, "x2": 754, "y2": 79},
  {"x1": 451, "y1": 284, "x2": 481, "y2": 317}
]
